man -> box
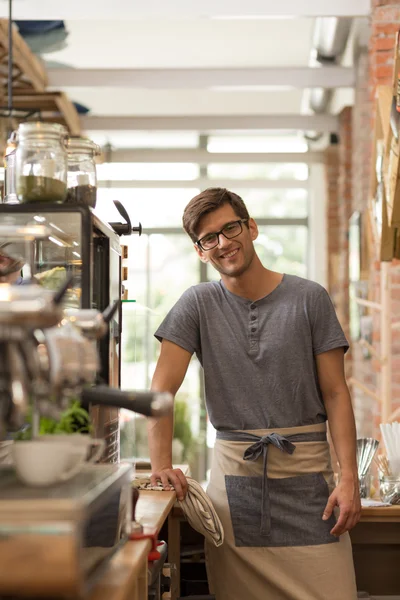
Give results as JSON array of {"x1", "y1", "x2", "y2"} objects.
[
  {"x1": 148, "y1": 187, "x2": 360, "y2": 600},
  {"x1": 0, "y1": 243, "x2": 24, "y2": 284}
]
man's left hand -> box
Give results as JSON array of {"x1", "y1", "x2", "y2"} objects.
[{"x1": 322, "y1": 477, "x2": 361, "y2": 536}]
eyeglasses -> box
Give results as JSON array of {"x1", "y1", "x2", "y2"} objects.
[{"x1": 196, "y1": 219, "x2": 249, "y2": 251}]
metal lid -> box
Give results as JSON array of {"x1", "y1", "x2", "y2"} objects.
[
  {"x1": 66, "y1": 136, "x2": 101, "y2": 156},
  {"x1": 18, "y1": 122, "x2": 68, "y2": 139}
]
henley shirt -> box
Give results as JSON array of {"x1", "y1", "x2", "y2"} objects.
[{"x1": 154, "y1": 274, "x2": 349, "y2": 431}]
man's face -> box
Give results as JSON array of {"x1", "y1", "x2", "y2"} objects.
[
  {"x1": 0, "y1": 251, "x2": 23, "y2": 283},
  {"x1": 194, "y1": 204, "x2": 258, "y2": 278}
]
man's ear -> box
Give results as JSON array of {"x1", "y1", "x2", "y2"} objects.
[
  {"x1": 194, "y1": 243, "x2": 209, "y2": 263},
  {"x1": 249, "y1": 218, "x2": 258, "y2": 241}
]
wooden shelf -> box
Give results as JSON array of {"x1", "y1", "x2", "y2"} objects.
[
  {"x1": 0, "y1": 19, "x2": 47, "y2": 94},
  {"x1": 3, "y1": 91, "x2": 81, "y2": 136},
  {"x1": 0, "y1": 20, "x2": 81, "y2": 140}
]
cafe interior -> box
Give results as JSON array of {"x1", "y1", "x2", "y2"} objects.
[{"x1": 0, "y1": 1, "x2": 400, "y2": 599}]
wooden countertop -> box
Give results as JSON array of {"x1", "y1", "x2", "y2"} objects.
[
  {"x1": 87, "y1": 539, "x2": 151, "y2": 600},
  {"x1": 360, "y1": 504, "x2": 400, "y2": 522},
  {"x1": 134, "y1": 464, "x2": 188, "y2": 529},
  {"x1": 87, "y1": 465, "x2": 187, "y2": 600}
]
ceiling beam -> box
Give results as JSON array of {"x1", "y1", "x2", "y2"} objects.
[
  {"x1": 83, "y1": 115, "x2": 338, "y2": 133},
  {"x1": 48, "y1": 67, "x2": 355, "y2": 89},
  {"x1": 144, "y1": 218, "x2": 308, "y2": 234},
  {"x1": 102, "y1": 149, "x2": 324, "y2": 163},
  {"x1": 0, "y1": 0, "x2": 369, "y2": 19},
  {"x1": 98, "y1": 179, "x2": 308, "y2": 189}
]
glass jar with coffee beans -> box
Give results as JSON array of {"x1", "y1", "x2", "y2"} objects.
[
  {"x1": 65, "y1": 137, "x2": 100, "y2": 208},
  {"x1": 16, "y1": 122, "x2": 68, "y2": 204}
]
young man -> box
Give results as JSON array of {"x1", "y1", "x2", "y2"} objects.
[
  {"x1": 148, "y1": 188, "x2": 360, "y2": 600},
  {"x1": 0, "y1": 243, "x2": 24, "y2": 284}
]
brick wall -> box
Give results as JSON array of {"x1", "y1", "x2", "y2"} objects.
[
  {"x1": 344, "y1": 2, "x2": 400, "y2": 438},
  {"x1": 325, "y1": 110, "x2": 352, "y2": 375}
]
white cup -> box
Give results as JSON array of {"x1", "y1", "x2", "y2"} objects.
[
  {"x1": 12, "y1": 435, "x2": 105, "y2": 487},
  {"x1": 39, "y1": 434, "x2": 105, "y2": 468}
]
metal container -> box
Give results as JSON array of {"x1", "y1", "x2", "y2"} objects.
[{"x1": 379, "y1": 475, "x2": 400, "y2": 505}]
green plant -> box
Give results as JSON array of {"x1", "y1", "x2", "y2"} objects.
[{"x1": 13, "y1": 400, "x2": 91, "y2": 440}]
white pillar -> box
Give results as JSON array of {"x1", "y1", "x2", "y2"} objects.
[{"x1": 308, "y1": 163, "x2": 328, "y2": 287}]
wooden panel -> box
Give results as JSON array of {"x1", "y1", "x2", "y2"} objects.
[
  {"x1": 0, "y1": 19, "x2": 47, "y2": 93},
  {"x1": 87, "y1": 539, "x2": 150, "y2": 600},
  {"x1": 0, "y1": 92, "x2": 81, "y2": 136},
  {"x1": 351, "y1": 518, "x2": 400, "y2": 595}
]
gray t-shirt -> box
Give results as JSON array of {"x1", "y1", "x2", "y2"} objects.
[{"x1": 155, "y1": 274, "x2": 348, "y2": 431}]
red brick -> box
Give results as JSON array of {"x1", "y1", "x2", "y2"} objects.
[
  {"x1": 374, "y1": 64, "x2": 396, "y2": 81},
  {"x1": 374, "y1": 23, "x2": 400, "y2": 35},
  {"x1": 371, "y1": 35, "x2": 396, "y2": 52},
  {"x1": 374, "y1": 6, "x2": 400, "y2": 21},
  {"x1": 375, "y1": 49, "x2": 395, "y2": 66}
]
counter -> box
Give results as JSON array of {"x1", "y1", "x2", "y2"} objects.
[
  {"x1": 351, "y1": 505, "x2": 400, "y2": 596},
  {"x1": 88, "y1": 466, "x2": 186, "y2": 600},
  {"x1": 88, "y1": 477, "x2": 400, "y2": 600}
]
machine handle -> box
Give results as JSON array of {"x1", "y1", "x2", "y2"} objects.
[
  {"x1": 52, "y1": 273, "x2": 75, "y2": 305},
  {"x1": 81, "y1": 386, "x2": 173, "y2": 417},
  {"x1": 102, "y1": 299, "x2": 120, "y2": 324},
  {"x1": 109, "y1": 200, "x2": 142, "y2": 236}
]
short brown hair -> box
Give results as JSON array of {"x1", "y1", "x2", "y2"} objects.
[{"x1": 182, "y1": 187, "x2": 250, "y2": 242}]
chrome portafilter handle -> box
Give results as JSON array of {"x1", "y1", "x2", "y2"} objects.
[{"x1": 81, "y1": 386, "x2": 173, "y2": 418}]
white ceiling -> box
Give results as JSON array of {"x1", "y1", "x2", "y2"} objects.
[
  {"x1": 1, "y1": 0, "x2": 367, "y2": 138},
  {"x1": 0, "y1": 0, "x2": 370, "y2": 20},
  {"x1": 44, "y1": 20, "x2": 315, "y2": 69}
]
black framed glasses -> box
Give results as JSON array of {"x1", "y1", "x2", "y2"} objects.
[{"x1": 196, "y1": 219, "x2": 249, "y2": 251}]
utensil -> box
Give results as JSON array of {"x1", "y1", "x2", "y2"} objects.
[
  {"x1": 374, "y1": 453, "x2": 392, "y2": 476},
  {"x1": 357, "y1": 438, "x2": 379, "y2": 498},
  {"x1": 357, "y1": 438, "x2": 380, "y2": 477}
]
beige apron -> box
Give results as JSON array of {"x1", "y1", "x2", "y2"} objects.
[{"x1": 205, "y1": 423, "x2": 357, "y2": 600}]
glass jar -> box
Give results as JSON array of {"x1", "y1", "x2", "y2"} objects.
[
  {"x1": 65, "y1": 137, "x2": 100, "y2": 208},
  {"x1": 15, "y1": 122, "x2": 68, "y2": 204},
  {"x1": 379, "y1": 475, "x2": 400, "y2": 505},
  {"x1": 3, "y1": 130, "x2": 18, "y2": 204}
]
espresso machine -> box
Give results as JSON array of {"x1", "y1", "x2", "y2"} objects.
[
  {"x1": 0, "y1": 224, "x2": 172, "y2": 598},
  {"x1": 0, "y1": 200, "x2": 142, "y2": 463}
]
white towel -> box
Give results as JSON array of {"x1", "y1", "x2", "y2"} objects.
[{"x1": 133, "y1": 476, "x2": 224, "y2": 547}]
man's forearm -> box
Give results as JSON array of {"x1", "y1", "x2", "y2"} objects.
[
  {"x1": 147, "y1": 413, "x2": 174, "y2": 471},
  {"x1": 325, "y1": 388, "x2": 358, "y2": 480}
]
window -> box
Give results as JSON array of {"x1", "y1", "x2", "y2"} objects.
[
  {"x1": 207, "y1": 163, "x2": 308, "y2": 181},
  {"x1": 241, "y1": 188, "x2": 308, "y2": 218},
  {"x1": 96, "y1": 162, "x2": 199, "y2": 181},
  {"x1": 207, "y1": 134, "x2": 308, "y2": 153},
  {"x1": 95, "y1": 188, "x2": 200, "y2": 228}
]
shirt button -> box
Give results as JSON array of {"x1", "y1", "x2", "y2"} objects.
[
  {"x1": 251, "y1": 327, "x2": 256, "y2": 333},
  {"x1": 250, "y1": 315, "x2": 256, "y2": 321},
  {"x1": 250, "y1": 304, "x2": 256, "y2": 310}
]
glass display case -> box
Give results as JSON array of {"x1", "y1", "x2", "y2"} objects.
[{"x1": 0, "y1": 203, "x2": 123, "y2": 462}]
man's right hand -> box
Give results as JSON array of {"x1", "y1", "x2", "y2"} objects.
[{"x1": 150, "y1": 467, "x2": 188, "y2": 501}]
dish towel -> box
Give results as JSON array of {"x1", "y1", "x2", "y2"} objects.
[{"x1": 133, "y1": 475, "x2": 224, "y2": 547}]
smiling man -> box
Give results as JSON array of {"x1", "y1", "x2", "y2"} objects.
[{"x1": 147, "y1": 187, "x2": 359, "y2": 600}]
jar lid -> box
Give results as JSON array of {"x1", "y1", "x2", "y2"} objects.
[
  {"x1": 18, "y1": 122, "x2": 68, "y2": 139},
  {"x1": 66, "y1": 136, "x2": 101, "y2": 156}
]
